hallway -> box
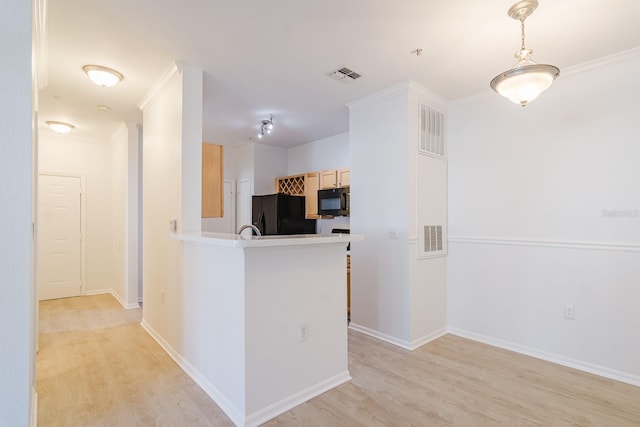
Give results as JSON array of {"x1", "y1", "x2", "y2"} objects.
[{"x1": 37, "y1": 294, "x2": 232, "y2": 426}]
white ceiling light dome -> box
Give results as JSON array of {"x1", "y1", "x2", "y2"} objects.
[
  {"x1": 46, "y1": 120, "x2": 75, "y2": 134},
  {"x1": 82, "y1": 64, "x2": 124, "y2": 88}
]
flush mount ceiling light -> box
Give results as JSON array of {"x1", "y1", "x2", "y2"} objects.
[
  {"x1": 490, "y1": 0, "x2": 559, "y2": 107},
  {"x1": 82, "y1": 65, "x2": 124, "y2": 88},
  {"x1": 46, "y1": 120, "x2": 75, "y2": 134},
  {"x1": 257, "y1": 115, "x2": 274, "y2": 139}
]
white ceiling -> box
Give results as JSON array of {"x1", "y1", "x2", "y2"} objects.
[{"x1": 39, "y1": 0, "x2": 640, "y2": 148}]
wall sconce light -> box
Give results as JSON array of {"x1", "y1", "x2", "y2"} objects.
[{"x1": 490, "y1": 0, "x2": 559, "y2": 106}]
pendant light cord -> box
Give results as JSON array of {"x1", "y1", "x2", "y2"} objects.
[{"x1": 520, "y1": 18, "x2": 527, "y2": 50}]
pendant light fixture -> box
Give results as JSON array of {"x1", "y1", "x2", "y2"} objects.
[
  {"x1": 490, "y1": 0, "x2": 559, "y2": 106},
  {"x1": 82, "y1": 65, "x2": 124, "y2": 88}
]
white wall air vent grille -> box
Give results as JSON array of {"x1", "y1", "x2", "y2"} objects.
[
  {"x1": 423, "y1": 225, "x2": 444, "y2": 253},
  {"x1": 419, "y1": 105, "x2": 445, "y2": 156},
  {"x1": 329, "y1": 67, "x2": 363, "y2": 83}
]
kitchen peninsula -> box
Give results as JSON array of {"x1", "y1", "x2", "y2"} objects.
[{"x1": 163, "y1": 231, "x2": 360, "y2": 427}]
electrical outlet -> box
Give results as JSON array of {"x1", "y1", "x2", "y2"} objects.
[
  {"x1": 564, "y1": 304, "x2": 575, "y2": 320},
  {"x1": 298, "y1": 323, "x2": 309, "y2": 342}
]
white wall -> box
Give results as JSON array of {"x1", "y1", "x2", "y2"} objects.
[
  {"x1": 0, "y1": 0, "x2": 34, "y2": 423},
  {"x1": 447, "y1": 51, "x2": 640, "y2": 384},
  {"x1": 407, "y1": 87, "x2": 448, "y2": 345},
  {"x1": 111, "y1": 122, "x2": 140, "y2": 307},
  {"x1": 287, "y1": 132, "x2": 349, "y2": 174},
  {"x1": 140, "y1": 63, "x2": 204, "y2": 353},
  {"x1": 112, "y1": 127, "x2": 126, "y2": 301},
  {"x1": 223, "y1": 145, "x2": 239, "y2": 180},
  {"x1": 140, "y1": 65, "x2": 183, "y2": 343},
  {"x1": 39, "y1": 133, "x2": 116, "y2": 295},
  {"x1": 348, "y1": 86, "x2": 412, "y2": 343},
  {"x1": 253, "y1": 143, "x2": 287, "y2": 195},
  {"x1": 348, "y1": 82, "x2": 448, "y2": 348}
]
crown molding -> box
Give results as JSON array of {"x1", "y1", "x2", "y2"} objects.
[
  {"x1": 33, "y1": 0, "x2": 48, "y2": 90},
  {"x1": 348, "y1": 80, "x2": 447, "y2": 111},
  {"x1": 347, "y1": 81, "x2": 411, "y2": 110},
  {"x1": 561, "y1": 46, "x2": 640, "y2": 76},
  {"x1": 137, "y1": 62, "x2": 180, "y2": 110},
  {"x1": 449, "y1": 47, "x2": 640, "y2": 108}
]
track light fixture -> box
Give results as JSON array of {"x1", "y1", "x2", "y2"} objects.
[{"x1": 257, "y1": 115, "x2": 274, "y2": 139}]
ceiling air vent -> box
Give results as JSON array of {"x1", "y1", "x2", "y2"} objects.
[{"x1": 329, "y1": 67, "x2": 362, "y2": 83}]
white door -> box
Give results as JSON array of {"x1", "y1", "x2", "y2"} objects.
[{"x1": 38, "y1": 174, "x2": 82, "y2": 300}]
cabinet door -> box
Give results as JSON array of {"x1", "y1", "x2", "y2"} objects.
[
  {"x1": 320, "y1": 170, "x2": 338, "y2": 189},
  {"x1": 304, "y1": 172, "x2": 320, "y2": 219},
  {"x1": 202, "y1": 143, "x2": 224, "y2": 218},
  {"x1": 338, "y1": 169, "x2": 350, "y2": 187}
]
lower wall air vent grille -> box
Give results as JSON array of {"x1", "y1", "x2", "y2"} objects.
[{"x1": 423, "y1": 225, "x2": 443, "y2": 253}]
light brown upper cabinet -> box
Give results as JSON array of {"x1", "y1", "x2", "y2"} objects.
[
  {"x1": 320, "y1": 168, "x2": 350, "y2": 189},
  {"x1": 338, "y1": 169, "x2": 350, "y2": 187},
  {"x1": 304, "y1": 172, "x2": 320, "y2": 219},
  {"x1": 202, "y1": 143, "x2": 224, "y2": 218}
]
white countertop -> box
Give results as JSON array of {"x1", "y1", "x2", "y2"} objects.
[{"x1": 170, "y1": 231, "x2": 361, "y2": 248}]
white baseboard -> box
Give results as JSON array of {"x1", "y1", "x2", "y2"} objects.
[
  {"x1": 348, "y1": 323, "x2": 447, "y2": 351},
  {"x1": 141, "y1": 319, "x2": 351, "y2": 427},
  {"x1": 410, "y1": 327, "x2": 449, "y2": 350},
  {"x1": 84, "y1": 288, "x2": 112, "y2": 296},
  {"x1": 85, "y1": 288, "x2": 140, "y2": 310},
  {"x1": 140, "y1": 319, "x2": 245, "y2": 426},
  {"x1": 449, "y1": 328, "x2": 640, "y2": 388},
  {"x1": 245, "y1": 371, "x2": 351, "y2": 427}
]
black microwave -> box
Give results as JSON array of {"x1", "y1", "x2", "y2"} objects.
[{"x1": 318, "y1": 187, "x2": 350, "y2": 216}]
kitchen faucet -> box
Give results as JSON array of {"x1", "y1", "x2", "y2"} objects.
[{"x1": 238, "y1": 224, "x2": 262, "y2": 237}]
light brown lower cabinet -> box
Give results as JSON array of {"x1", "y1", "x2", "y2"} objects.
[{"x1": 202, "y1": 143, "x2": 224, "y2": 218}]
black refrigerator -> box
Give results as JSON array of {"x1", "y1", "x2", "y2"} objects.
[{"x1": 252, "y1": 193, "x2": 317, "y2": 235}]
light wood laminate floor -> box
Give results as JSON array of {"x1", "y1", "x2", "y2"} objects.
[{"x1": 37, "y1": 294, "x2": 640, "y2": 426}]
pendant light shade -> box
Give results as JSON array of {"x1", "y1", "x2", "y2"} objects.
[{"x1": 490, "y1": 0, "x2": 559, "y2": 106}]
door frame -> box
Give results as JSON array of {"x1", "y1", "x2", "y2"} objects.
[
  {"x1": 38, "y1": 172, "x2": 87, "y2": 297},
  {"x1": 225, "y1": 178, "x2": 237, "y2": 234}
]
